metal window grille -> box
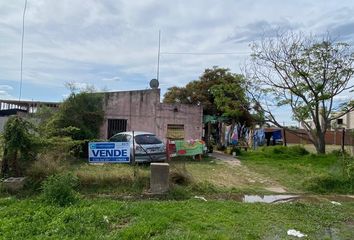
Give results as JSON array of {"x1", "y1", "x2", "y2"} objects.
[{"x1": 107, "y1": 119, "x2": 127, "y2": 138}]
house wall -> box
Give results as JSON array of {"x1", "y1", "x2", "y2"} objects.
[
  {"x1": 99, "y1": 89, "x2": 203, "y2": 141},
  {"x1": 155, "y1": 103, "x2": 203, "y2": 141}
]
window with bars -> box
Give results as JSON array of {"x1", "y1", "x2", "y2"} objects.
[
  {"x1": 167, "y1": 124, "x2": 185, "y2": 140},
  {"x1": 107, "y1": 119, "x2": 127, "y2": 138}
]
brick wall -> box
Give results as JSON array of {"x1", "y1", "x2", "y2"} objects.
[{"x1": 284, "y1": 129, "x2": 354, "y2": 145}]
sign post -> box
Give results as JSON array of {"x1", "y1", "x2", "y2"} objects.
[{"x1": 88, "y1": 142, "x2": 130, "y2": 163}]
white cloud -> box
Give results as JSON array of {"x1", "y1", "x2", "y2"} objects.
[
  {"x1": 101, "y1": 76, "x2": 120, "y2": 82},
  {"x1": 0, "y1": 85, "x2": 13, "y2": 91},
  {"x1": 0, "y1": 90, "x2": 14, "y2": 100},
  {"x1": 1, "y1": 0, "x2": 354, "y2": 123}
]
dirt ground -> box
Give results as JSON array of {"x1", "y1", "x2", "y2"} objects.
[{"x1": 189, "y1": 151, "x2": 287, "y2": 193}]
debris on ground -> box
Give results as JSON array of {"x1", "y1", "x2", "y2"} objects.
[
  {"x1": 287, "y1": 229, "x2": 307, "y2": 238},
  {"x1": 194, "y1": 196, "x2": 207, "y2": 201},
  {"x1": 103, "y1": 216, "x2": 109, "y2": 223},
  {"x1": 330, "y1": 201, "x2": 341, "y2": 206}
]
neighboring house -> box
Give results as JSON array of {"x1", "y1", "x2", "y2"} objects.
[
  {"x1": 301, "y1": 110, "x2": 354, "y2": 130},
  {"x1": 331, "y1": 110, "x2": 354, "y2": 130}
]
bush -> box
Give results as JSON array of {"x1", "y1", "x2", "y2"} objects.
[
  {"x1": 40, "y1": 137, "x2": 84, "y2": 160},
  {"x1": 1, "y1": 116, "x2": 38, "y2": 177},
  {"x1": 41, "y1": 173, "x2": 78, "y2": 206},
  {"x1": 216, "y1": 144, "x2": 226, "y2": 151},
  {"x1": 288, "y1": 145, "x2": 309, "y2": 156},
  {"x1": 27, "y1": 152, "x2": 69, "y2": 184},
  {"x1": 170, "y1": 164, "x2": 193, "y2": 185},
  {"x1": 255, "y1": 145, "x2": 309, "y2": 160},
  {"x1": 51, "y1": 91, "x2": 104, "y2": 140},
  {"x1": 303, "y1": 175, "x2": 354, "y2": 194},
  {"x1": 188, "y1": 181, "x2": 219, "y2": 194},
  {"x1": 167, "y1": 185, "x2": 191, "y2": 200}
]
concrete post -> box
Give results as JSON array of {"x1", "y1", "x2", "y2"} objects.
[
  {"x1": 150, "y1": 163, "x2": 169, "y2": 194},
  {"x1": 3, "y1": 177, "x2": 26, "y2": 192}
]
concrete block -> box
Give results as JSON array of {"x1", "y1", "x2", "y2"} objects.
[
  {"x1": 150, "y1": 163, "x2": 169, "y2": 194},
  {"x1": 3, "y1": 177, "x2": 27, "y2": 192}
]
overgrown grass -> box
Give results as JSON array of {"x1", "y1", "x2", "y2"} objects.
[
  {"x1": 70, "y1": 156, "x2": 264, "y2": 197},
  {"x1": 0, "y1": 197, "x2": 353, "y2": 239},
  {"x1": 240, "y1": 145, "x2": 354, "y2": 194},
  {"x1": 73, "y1": 163, "x2": 150, "y2": 195}
]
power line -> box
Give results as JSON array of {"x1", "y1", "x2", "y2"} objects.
[{"x1": 19, "y1": 0, "x2": 28, "y2": 101}]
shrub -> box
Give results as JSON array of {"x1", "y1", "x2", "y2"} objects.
[
  {"x1": 288, "y1": 145, "x2": 309, "y2": 156},
  {"x1": 51, "y1": 91, "x2": 104, "y2": 140},
  {"x1": 303, "y1": 175, "x2": 354, "y2": 194},
  {"x1": 1, "y1": 116, "x2": 38, "y2": 177},
  {"x1": 216, "y1": 144, "x2": 226, "y2": 151},
  {"x1": 40, "y1": 137, "x2": 84, "y2": 160},
  {"x1": 188, "y1": 181, "x2": 219, "y2": 194},
  {"x1": 170, "y1": 164, "x2": 193, "y2": 186},
  {"x1": 231, "y1": 146, "x2": 242, "y2": 156},
  {"x1": 256, "y1": 145, "x2": 309, "y2": 160},
  {"x1": 41, "y1": 173, "x2": 78, "y2": 206},
  {"x1": 27, "y1": 152, "x2": 69, "y2": 184},
  {"x1": 167, "y1": 185, "x2": 191, "y2": 200}
]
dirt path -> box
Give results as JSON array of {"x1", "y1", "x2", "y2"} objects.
[{"x1": 211, "y1": 151, "x2": 287, "y2": 193}]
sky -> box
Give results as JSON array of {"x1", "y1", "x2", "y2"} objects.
[{"x1": 1, "y1": 0, "x2": 354, "y2": 126}]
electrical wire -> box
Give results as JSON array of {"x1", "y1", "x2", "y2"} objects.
[{"x1": 19, "y1": 0, "x2": 28, "y2": 101}]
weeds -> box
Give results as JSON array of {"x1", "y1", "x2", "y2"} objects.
[
  {"x1": 41, "y1": 173, "x2": 79, "y2": 206},
  {"x1": 27, "y1": 152, "x2": 69, "y2": 183},
  {"x1": 241, "y1": 145, "x2": 354, "y2": 193},
  {"x1": 169, "y1": 163, "x2": 193, "y2": 185},
  {"x1": 303, "y1": 174, "x2": 354, "y2": 194}
]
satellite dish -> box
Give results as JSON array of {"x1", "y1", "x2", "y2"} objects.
[{"x1": 150, "y1": 79, "x2": 159, "y2": 89}]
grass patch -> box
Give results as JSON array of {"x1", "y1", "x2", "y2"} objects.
[
  {"x1": 0, "y1": 197, "x2": 353, "y2": 239},
  {"x1": 73, "y1": 163, "x2": 150, "y2": 194},
  {"x1": 240, "y1": 145, "x2": 354, "y2": 194}
]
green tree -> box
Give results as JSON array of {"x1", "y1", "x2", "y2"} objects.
[
  {"x1": 210, "y1": 74, "x2": 252, "y2": 123},
  {"x1": 1, "y1": 116, "x2": 36, "y2": 177},
  {"x1": 49, "y1": 91, "x2": 104, "y2": 140},
  {"x1": 247, "y1": 32, "x2": 354, "y2": 154},
  {"x1": 164, "y1": 66, "x2": 252, "y2": 122}
]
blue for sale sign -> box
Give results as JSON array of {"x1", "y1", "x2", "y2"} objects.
[{"x1": 89, "y1": 142, "x2": 130, "y2": 163}]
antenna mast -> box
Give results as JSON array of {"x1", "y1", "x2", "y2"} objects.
[{"x1": 156, "y1": 30, "x2": 161, "y2": 81}]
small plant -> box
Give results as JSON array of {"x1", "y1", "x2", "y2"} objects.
[
  {"x1": 28, "y1": 152, "x2": 70, "y2": 177},
  {"x1": 41, "y1": 173, "x2": 78, "y2": 206},
  {"x1": 231, "y1": 146, "x2": 242, "y2": 156},
  {"x1": 167, "y1": 185, "x2": 191, "y2": 200},
  {"x1": 170, "y1": 163, "x2": 193, "y2": 186}
]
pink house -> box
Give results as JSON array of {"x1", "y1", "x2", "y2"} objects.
[{"x1": 100, "y1": 88, "x2": 203, "y2": 142}]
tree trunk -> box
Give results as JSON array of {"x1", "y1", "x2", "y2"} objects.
[
  {"x1": 1, "y1": 148, "x2": 9, "y2": 178},
  {"x1": 315, "y1": 132, "x2": 326, "y2": 154}
]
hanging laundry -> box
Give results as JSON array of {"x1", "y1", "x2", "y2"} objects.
[
  {"x1": 225, "y1": 125, "x2": 231, "y2": 145},
  {"x1": 231, "y1": 126, "x2": 238, "y2": 145},
  {"x1": 272, "y1": 130, "x2": 282, "y2": 140}
]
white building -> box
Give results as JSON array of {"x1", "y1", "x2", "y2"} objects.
[
  {"x1": 301, "y1": 110, "x2": 354, "y2": 130},
  {"x1": 333, "y1": 110, "x2": 354, "y2": 130}
]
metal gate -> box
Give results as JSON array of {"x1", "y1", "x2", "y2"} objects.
[{"x1": 107, "y1": 119, "x2": 127, "y2": 138}]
